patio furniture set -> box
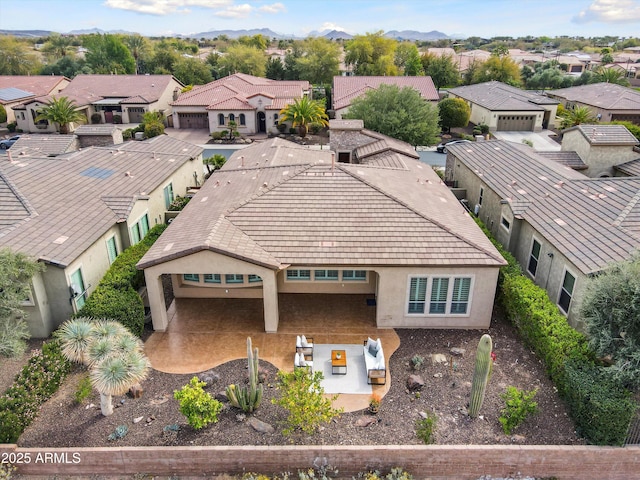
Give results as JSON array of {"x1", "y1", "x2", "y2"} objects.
[{"x1": 293, "y1": 335, "x2": 386, "y2": 385}]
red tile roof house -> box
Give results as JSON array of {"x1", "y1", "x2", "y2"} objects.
[
  {"x1": 332, "y1": 76, "x2": 439, "y2": 120},
  {"x1": 138, "y1": 120, "x2": 506, "y2": 334},
  {"x1": 12, "y1": 74, "x2": 184, "y2": 134},
  {"x1": 170, "y1": 73, "x2": 310, "y2": 135},
  {"x1": 0, "y1": 135, "x2": 203, "y2": 337},
  {"x1": 0, "y1": 75, "x2": 70, "y2": 124}
]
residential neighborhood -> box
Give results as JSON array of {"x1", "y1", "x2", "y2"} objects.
[{"x1": 1, "y1": 8, "x2": 640, "y2": 478}]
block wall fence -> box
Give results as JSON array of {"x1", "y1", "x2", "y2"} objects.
[{"x1": 1, "y1": 444, "x2": 640, "y2": 479}]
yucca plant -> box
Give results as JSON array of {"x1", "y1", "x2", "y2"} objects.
[{"x1": 54, "y1": 317, "x2": 96, "y2": 364}]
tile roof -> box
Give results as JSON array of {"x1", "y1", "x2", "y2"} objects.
[
  {"x1": 615, "y1": 158, "x2": 640, "y2": 176},
  {"x1": 0, "y1": 75, "x2": 68, "y2": 96},
  {"x1": 547, "y1": 82, "x2": 640, "y2": 111},
  {"x1": 47, "y1": 75, "x2": 181, "y2": 108},
  {"x1": 537, "y1": 151, "x2": 587, "y2": 170},
  {"x1": 9, "y1": 134, "x2": 77, "y2": 157},
  {"x1": 139, "y1": 137, "x2": 505, "y2": 270},
  {"x1": 448, "y1": 81, "x2": 558, "y2": 111},
  {"x1": 74, "y1": 125, "x2": 120, "y2": 136},
  {"x1": 563, "y1": 125, "x2": 639, "y2": 145},
  {"x1": 0, "y1": 136, "x2": 202, "y2": 267},
  {"x1": 207, "y1": 95, "x2": 255, "y2": 110},
  {"x1": 447, "y1": 140, "x2": 640, "y2": 274},
  {"x1": 333, "y1": 76, "x2": 439, "y2": 111}
]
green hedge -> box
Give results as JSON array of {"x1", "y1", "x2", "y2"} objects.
[
  {"x1": 474, "y1": 217, "x2": 637, "y2": 445},
  {"x1": 0, "y1": 340, "x2": 71, "y2": 443},
  {"x1": 76, "y1": 224, "x2": 167, "y2": 337}
]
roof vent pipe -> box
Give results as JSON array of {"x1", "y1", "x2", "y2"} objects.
[
  {"x1": 331, "y1": 151, "x2": 335, "y2": 174},
  {"x1": 7, "y1": 149, "x2": 12, "y2": 162}
]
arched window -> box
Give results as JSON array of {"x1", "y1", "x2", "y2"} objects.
[
  {"x1": 218, "y1": 113, "x2": 224, "y2": 125},
  {"x1": 229, "y1": 113, "x2": 235, "y2": 122},
  {"x1": 274, "y1": 113, "x2": 279, "y2": 121},
  {"x1": 239, "y1": 113, "x2": 246, "y2": 126}
]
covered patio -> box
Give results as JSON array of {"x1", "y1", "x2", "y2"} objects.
[{"x1": 144, "y1": 293, "x2": 400, "y2": 411}]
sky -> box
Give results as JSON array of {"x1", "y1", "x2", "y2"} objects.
[{"x1": 1, "y1": 0, "x2": 639, "y2": 39}]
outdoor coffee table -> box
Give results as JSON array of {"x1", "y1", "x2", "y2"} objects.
[{"x1": 331, "y1": 349, "x2": 347, "y2": 375}]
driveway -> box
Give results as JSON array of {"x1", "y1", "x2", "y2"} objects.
[{"x1": 491, "y1": 129, "x2": 561, "y2": 151}]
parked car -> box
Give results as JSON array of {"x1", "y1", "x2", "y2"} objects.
[
  {"x1": 0, "y1": 135, "x2": 21, "y2": 149},
  {"x1": 436, "y1": 139, "x2": 471, "y2": 153}
]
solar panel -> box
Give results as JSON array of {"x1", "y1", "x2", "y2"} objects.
[{"x1": 80, "y1": 167, "x2": 115, "y2": 179}]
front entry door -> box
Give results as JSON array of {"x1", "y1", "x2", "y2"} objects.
[{"x1": 258, "y1": 112, "x2": 266, "y2": 133}]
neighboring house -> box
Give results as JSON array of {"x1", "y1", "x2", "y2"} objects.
[
  {"x1": 138, "y1": 120, "x2": 506, "y2": 334},
  {"x1": 0, "y1": 135, "x2": 203, "y2": 337},
  {"x1": 559, "y1": 124, "x2": 640, "y2": 177},
  {"x1": 13, "y1": 74, "x2": 184, "y2": 133},
  {"x1": 444, "y1": 139, "x2": 640, "y2": 330},
  {"x1": 8, "y1": 134, "x2": 79, "y2": 157},
  {"x1": 447, "y1": 81, "x2": 560, "y2": 131},
  {"x1": 170, "y1": 73, "x2": 310, "y2": 135},
  {"x1": 0, "y1": 75, "x2": 69, "y2": 124},
  {"x1": 546, "y1": 82, "x2": 640, "y2": 125},
  {"x1": 332, "y1": 76, "x2": 439, "y2": 119}
]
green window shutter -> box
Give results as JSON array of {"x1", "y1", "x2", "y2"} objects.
[
  {"x1": 429, "y1": 277, "x2": 449, "y2": 314},
  {"x1": 70, "y1": 268, "x2": 86, "y2": 311},
  {"x1": 106, "y1": 237, "x2": 118, "y2": 264},
  {"x1": 164, "y1": 183, "x2": 174, "y2": 210},
  {"x1": 140, "y1": 214, "x2": 150, "y2": 237},
  {"x1": 183, "y1": 274, "x2": 200, "y2": 282},
  {"x1": 225, "y1": 274, "x2": 244, "y2": 284},
  {"x1": 204, "y1": 274, "x2": 221, "y2": 283},
  {"x1": 451, "y1": 277, "x2": 471, "y2": 314},
  {"x1": 131, "y1": 224, "x2": 141, "y2": 245},
  {"x1": 408, "y1": 277, "x2": 427, "y2": 314}
]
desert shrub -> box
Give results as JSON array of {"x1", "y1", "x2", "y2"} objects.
[
  {"x1": 276, "y1": 122, "x2": 287, "y2": 133},
  {"x1": 289, "y1": 127, "x2": 297, "y2": 134},
  {"x1": 296, "y1": 464, "x2": 340, "y2": 480},
  {"x1": 144, "y1": 121, "x2": 164, "y2": 138},
  {"x1": 122, "y1": 129, "x2": 133, "y2": 140},
  {"x1": 461, "y1": 134, "x2": 475, "y2": 141},
  {"x1": 562, "y1": 359, "x2": 637, "y2": 445},
  {"x1": 168, "y1": 195, "x2": 191, "y2": 211},
  {"x1": 174, "y1": 377, "x2": 223, "y2": 430},
  {"x1": 112, "y1": 114, "x2": 122, "y2": 124},
  {"x1": 499, "y1": 386, "x2": 538, "y2": 435},
  {"x1": 521, "y1": 139, "x2": 534, "y2": 147},
  {"x1": 0, "y1": 340, "x2": 71, "y2": 442},
  {"x1": 74, "y1": 373, "x2": 93, "y2": 404},
  {"x1": 415, "y1": 413, "x2": 436, "y2": 444},
  {"x1": 411, "y1": 354, "x2": 424, "y2": 370},
  {"x1": 0, "y1": 105, "x2": 7, "y2": 124},
  {"x1": 354, "y1": 468, "x2": 413, "y2": 480},
  {"x1": 472, "y1": 217, "x2": 521, "y2": 285},
  {"x1": 211, "y1": 131, "x2": 225, "y2": 140},
  {"x1": 90, "y1": 113, "x2": 102, "y2": 124},
  {"x1": 308, "y1": 122, "x2": 323, "y2": 135},
  {"x1": 272, "y1": 368, "x2": 342, "y2": 435},
  {"x1": 7, "y1": 122, "x2": 17, "y2": 132},
  {"x1": 76, "y1": 224, "x2": 166, "y2": 336},
  {"x1": 478, "y1": 123, "x2": 490, "y2": 134}
]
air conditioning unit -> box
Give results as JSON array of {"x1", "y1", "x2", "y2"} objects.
[{"x1": 134, "y1": 132, "x2": 145, "y2": 141}]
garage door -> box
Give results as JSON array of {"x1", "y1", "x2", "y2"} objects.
[
  {"x1": 497, "y1": 115, "x2": 535, "y2": 131},
  {"x1": 128, "y1": 107, "x2": 145, "y2": 123},
  {"x1": 178, "y1": 113, "x2": 209, "y2": 129}
]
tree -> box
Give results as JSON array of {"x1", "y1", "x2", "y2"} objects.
[
  {"x1": 559, "y1": 106, "x2": 598, "y2": 129},
  {"x1": 40, "y1": 56, "x2": 91, "y2": 78},
  {"x1": 283, "y1": 43, "x2": 303, "y2": 80},
  {"x1": 421, "y1": 53, "x2": 459, "y2": 91},
  {"x1": 278, "y1": 96, "x2": 329, "y2": 137},
  {"x1": 35, "y1": 96, "x2": 86, "y2": 134},
  {"x1": 472, "y1": 55, "x2": 521, "y2": 85},
  {"x1": 0, "y1": 36, "x2": 41, "y2": 75},
  {"x1": 297, "y1": 37, "x2": 341, "y2": 84},
  {"x1": 600, "y1": 47, "x2": 614, "y2": 65},
  {"x1": 594, "y1": 66, "x2": 630, "y2": 86},
  {"x1": 438, "y1": 98, "x2": 471, "y2": 132},
  {"x1": 56, "y1": 318, "x2": 150, "y2": 416},
  {"x1": 149, "y1": 40, "x2": 181, "y2": 74},
  {"x1": 265, "y1": 56, "x2": 285, "y2": 80},
  {"x1": 173, "y1": 57, "x2": 213, "y2": 86},
  {"x1": 41, "y1": 33, "x2": 75, "y2": 61},
  {"x1": 581, "y1": 255, "x2": 640, "y2": 390},
  {"x1": 344, "y1": 31, "x2": 398, "y2": 76},
  {"x1": 84, "y1": 34, "x2": 136, "y2": 74},
  {"x1": 141, "y1": 111, "x2": 165, "y2": 138},
  {"x1": 124, "y1": 34, "x2": 150, "y2": 74},
  {"x1": 204, "y1": 154, "x2": 227, "y2": 174},
  {"x1": 0, "y1": 249, "x2": 44, "y2": 357},
  {"x1": 395, "y1": 43, "x2": 424, "y2": 76},
  {"x1": 344, "y1": 84, "x2": 440, "y2": 146},
  {"x1": 218, "y1": 44, "x2": 266, "y2": 77}
]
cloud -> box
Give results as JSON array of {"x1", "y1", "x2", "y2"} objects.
[
  {"x1": 319, "y1": 22, "x2": 346, "y2": 32},
  {"x1": 258, "y1": 3, "x2": 286, "y2": 14},
  {"x1": 573, "y1": 0, "x2": 640, "y2": 24},
  {"x1": 214, "y1": 3, "x2": 254, "y2": 18},
  {"x1": 104, "y1": 0, "x2": 231, "y2": 16}
]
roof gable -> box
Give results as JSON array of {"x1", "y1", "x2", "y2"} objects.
[{"x1": 332, "y1": 76, "x2": 439, "y2": 110}]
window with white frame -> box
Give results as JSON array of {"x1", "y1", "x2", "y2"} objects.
[
  {"x1": 314, "y1": 270, "x2": 339, "y2": 281},
  {"x1": 106, "y1": 236, "x2": 118, "y2": 264},
  {"x1": 239, "y1": 113, "x2": 246, "y2": 126},
  {"x1": 500, "y1": 216, "x2": 511, "y2": 232},
  {"x1": 130, "y1": 213, "x2": 150, "y2": 245},
  {"x1": 558, "y1": 270, "x2": 576, "y2": 314},
  {"x1": 408, "y1": 276, "x2": 473, "y2": 316},
  {"x1": 163, "y1": 183, "x2": 174, "y2": 210},
  {"x1": 527, "y1": 239, "x2": 541, "y2": 277},
  {"x1": 183, "y1": 274, "x2": 200, "y2": 282},
  {"x1": 218, "y1": 113, "x2": 224, "y2": 125},
  {"x1": 225, "y1": 274, "x2": 244, "y2": 284},
  {"x1": 248, "y1": 274, "x2": 262, "y2": 283},
  {"x1": 342, "y1": 270, "x2": 367, "y2": 281},
  {"x1": 286, "y1": 269, "x2": 311, "y2": 280},
  {"x1": 229, "y1": 113, "x2": 235, "y2": 122},
  {"x1": 204, "y1": 274, "x2": 221, "y2": 283}
]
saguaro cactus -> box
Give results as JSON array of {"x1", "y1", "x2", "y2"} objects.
[
  {"x1": 468, "y1": 334, "x2": 493, "y2": 418},
  {"x1": 226, "y1": 337, "x2": 263, "y2": 413}
]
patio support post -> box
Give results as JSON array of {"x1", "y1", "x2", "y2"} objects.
[
  {"x1": 262, "y1": 272, "x2": 279, "y2": 332},
  {"x1": 145, "y1": 270, "x2": 168, "y2": 331}
]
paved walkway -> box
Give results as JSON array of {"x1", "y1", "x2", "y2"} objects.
[{"x1": 492, "y1": 130, "x2": 561, "y2": 151}]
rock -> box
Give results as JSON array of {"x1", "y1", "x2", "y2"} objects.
[
  {"x1": 128, "y1": 383, "x2": 143, "y2": 399},
  {"x1": 458, "y1": 406, "x2": 468, "y2": 416},
  {"x1": 198, "y1": 370, "x2": 220, "y2": 387},
  {"x1": 150, "y1": 394, "x2": 170, "y2": 406},
  {"x1": 86, "y1": 403, "x2": 95, "y2": 410},
  {"x1": 215, "y1": 391, "x2": 229, "y2": 403},
  {"x1": 511, "y1": 434, "x2": 526, "y2": 444},
  {"x1": 450, "y1": 348, "x2": 466, "y2": 356},
  {"x1": 247, "y1": 417, "x2": 274, "y2": 434},
  {"x1": 133, "y1": 416, "x2": 144, "y2": 424},
  {"x1": 236, "y1": 413, "x2": 246, "y2": 422},
  {"x1": 355, "y1": 416, "x2": 377, "y2": 427},
  {"x1": 433, "y1": 372, "x2": 443, "y2": 378},
  {"x1": 406, "y1": 374, "x2": 425, "y2": 391},
  {"x1": 120, "y1": 399, "x2": 126, "y2": 404},
  {"x1": 418, "y1": 411, "x2": 430, "y2": 419},
  {"x1": 431, "y1": 353, "x2": 447, "y2": 364}
]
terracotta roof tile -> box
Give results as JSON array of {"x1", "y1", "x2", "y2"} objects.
[
  {"x1": 333, "y1": 76, "x2": 439, "y2": 111},
  {"x1": 548, "y1": 82, "x2": 640, "y2": 111}
]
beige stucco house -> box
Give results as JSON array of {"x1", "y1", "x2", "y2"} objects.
[
  {"x1": 170, "y1": 73, "x2": 310, "y2": 135},
  {"x1": 138, "y1": 121, "x2": 506, "y2": 334},
  {"x1": 0, "y1": 136, "x2": 203, "y2": 336},
  {"x1": 332, "y1": 76, "x2": 439, "y2": 120},
  {"x1": 447, "y1": 81, "x2": 560, "y2": 131},
  {"x1": 444, "y1": 139, "x2": 640, "y2": 330},
  {"x1": 0, "y1": 75, "x2": 70, "y2": 124},
  {"x1": 13, "y1": 74, "x2": 184, "y2": 133}
]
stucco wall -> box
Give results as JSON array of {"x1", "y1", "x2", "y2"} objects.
[
  {"x1": 561, "y1": 130, "x2": 639, "y2": 177},
  {"x1": 23, "y1": 270, "x2": 53, "y2": 338}
]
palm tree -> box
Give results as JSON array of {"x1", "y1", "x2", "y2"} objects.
[
  {"x1": 560, "y1": 106, "x2": 598, "y2": 129},
  {"x1": 594, "y1": 66, "x2": 631, "y2": 86},
  {"x1": 35, "y1": 96, "x2": 86, "y2": 134},
  {"x1": 204, "y1": 154, "x2": 227, "y2": 174},
  {"x1": 279, "y1": 96, "x2": 329, "y2": 138}
]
